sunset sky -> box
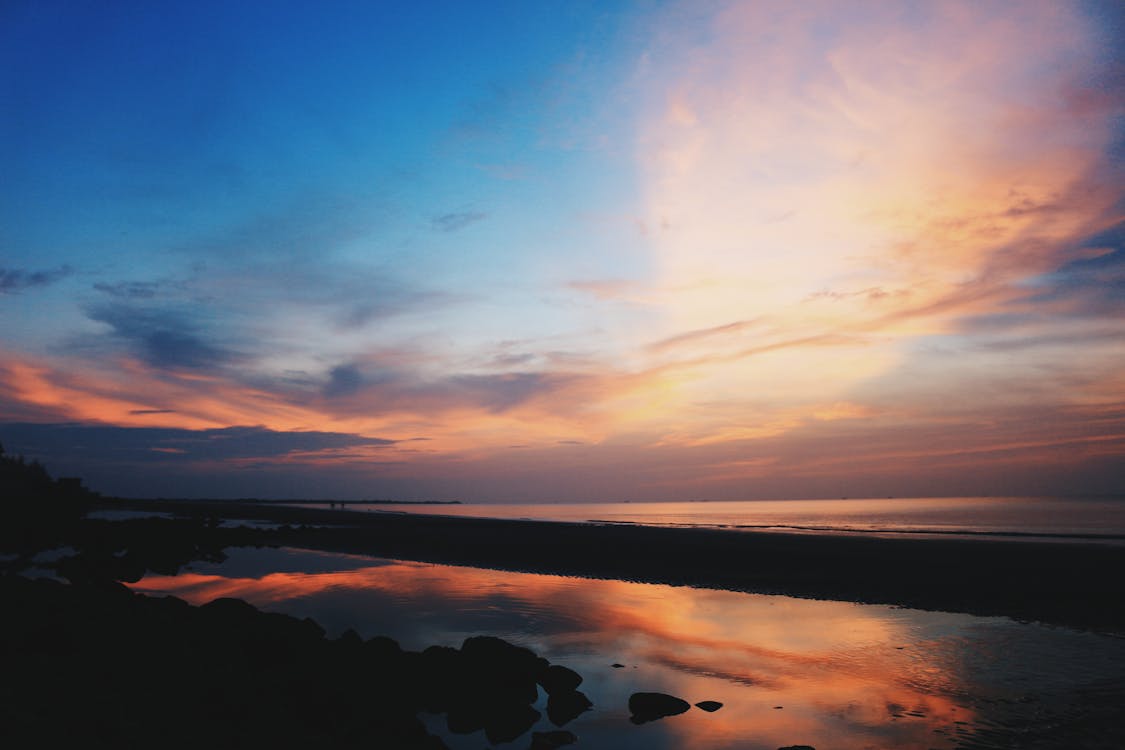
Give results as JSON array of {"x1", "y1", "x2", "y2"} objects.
[{"x1": 2, "y1": 1, "x2": 1123, "y2": 500}]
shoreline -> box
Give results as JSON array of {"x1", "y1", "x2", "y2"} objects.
[{"x1": 109, "y1": 498, "x2": 1125, "y2": 635}]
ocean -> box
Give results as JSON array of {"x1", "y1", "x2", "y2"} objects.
[{"x1": 311, "y1": 496, "x2": 1125, "y2": 544}]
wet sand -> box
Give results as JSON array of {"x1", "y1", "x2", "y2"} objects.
[{"x1": 119, "y1": 499, "x2": 1125, "y2": 634}]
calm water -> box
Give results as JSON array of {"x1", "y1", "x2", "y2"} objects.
[
  {"x1": 320, "y1": 497, "x2": 1125, "y2": 544},
  {"x1": 132, "y1": 546, "x2": 1125, "y2": 749}
]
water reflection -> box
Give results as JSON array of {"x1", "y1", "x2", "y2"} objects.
[{"x1": 132, "y1": 547, "x2": 1125, "y2": 749}]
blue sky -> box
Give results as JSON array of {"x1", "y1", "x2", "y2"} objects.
[{"x1": 2, "y1": 1, "x2": 1123, "y2": 500}]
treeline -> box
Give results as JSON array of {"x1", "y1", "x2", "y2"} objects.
[{"x1": 0, "y1": 442, "x2": 94, "y2": 545}]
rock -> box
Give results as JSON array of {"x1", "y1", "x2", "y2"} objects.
[
  {"x1": 695, "y1": 700, "x2": 723, "y2": 712},
  {"x1": 778, "y1": 746, "x2": 816, "y2": 750},
  {"x1": 415, "y1": 645, "x2": 465, "y2": 711},
  {"x1": 420, "y1": 644, "x2": 463, "y2": 676},
  {"x1": 611, "y1": 663, "x2": 625, "y2": 668},
  {"x1": 530, "y1": 729, "x2": 578, "y2": 748},
  {"x1": 462, "y1": 635, "x2": 545, "y2": 674},
  {"x1": 546, "y1": 690, "x2": 592, "y2": 726},
  {"x1": 365, "y1": 635, "x2": 403, "y2": 662},
  {"x1": 445, "y1": 705, "x2": 484, "y2": 735},
  {"x1": 483, "y1": 703, "x2": 541, "y2": 745},
  {"x1": 628, "y1": 692, "x2": 691, "y2": 724},
  {"x1": 462, "y1": 635, "x2": 545, "y2": 703},
  {"x1": 200, "y1": 596, "x2": 259, "y2": 622},
  {"x1": 538, "y1": 663, "x2": 582, "y2": 695},
  {"x1": 299, "y1": 617, "x2": 326, "y2": 640},
  {"x1": 336, "y1": 628, "x2": 362, "y2": 648}
]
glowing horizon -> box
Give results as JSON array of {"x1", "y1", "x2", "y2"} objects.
[{"x1": 2, "y1": 1, "x2": 1122, "y2": 500}]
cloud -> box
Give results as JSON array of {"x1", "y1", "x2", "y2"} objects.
[
  {"x1": 93, "y1": 280, "x2": 183, "y2": 300},
  {"x1": 0, "y1": 422, "x2": 394, "y2": 465},
  {"x1": 0, "y1": 266, "x2": 72, "y2": 294},
  {"x1": 1022, "y1": 246, "x2": 1125, "y2": 317},
  {"x1": 568, "y1": 279, "x2": 644, "y2": 302},
  {"x1": 431, "y1": 211, "x2": 487, "y2": 232},
  {"x1": 85, "y1": 302, "x2": 243, "y2": 371},
  {"x1": 609, "y1": 0, "x2": 1125, "y2": 437},
  {"x1": 647, "y1": 319, "x2": 757, "y2": 354},
  {"x1": 321, "y1": 363, "x2": 401, "y2": 398},
  {"x1": 319, "y1": 360, "x2": 592, "y2": 415},
  {"x1": 447, "y1": 372, "x2": 578, "y2": 413},
  {"x1": 182, "y1": 189, "x2": 381, "y2": 262}
]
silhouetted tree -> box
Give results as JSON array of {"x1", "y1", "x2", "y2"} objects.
[{"x1": 0, "y1": 445, "x2": 92, "y2": 549}]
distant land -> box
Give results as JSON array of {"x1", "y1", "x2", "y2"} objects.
[
  {"x1": 96, "y1": 498, "x2": 463, "y2": 506},
  {"x1": 252, "y1": 499, "x2": 462, "y2": 506}
]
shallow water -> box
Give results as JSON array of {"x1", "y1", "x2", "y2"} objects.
[
  {"x1": 318, "y1": 497, "x2": 1125, "y2": 544},
  {"x1": 130, "y1": 546, "x2": 1125, "y2": 749}
]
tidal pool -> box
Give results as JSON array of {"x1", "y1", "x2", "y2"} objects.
[{"x1": 131, "y1": 546, "x2": 1125, "y2": 749}]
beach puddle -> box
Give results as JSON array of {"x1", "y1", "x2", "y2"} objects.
[{"x1": 131, "y1": 547, "x2": 1125, "y2": 749}]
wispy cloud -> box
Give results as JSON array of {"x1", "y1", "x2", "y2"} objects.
[
  {"x1": 0, "y1": 266, "x2": 72, "y2": 294},
  {"x1": 85, "y1": 302, "x2": 244, "y2": 372},
  {"x1": 431, "y1": 210, "x2": 488, "y2": 232},
  {"x1": 0, "y1": 422, "x2": 394, "y2": 463},
  {"x1": 647, "y1": 320, "x2": 757, "y2": 354},
  {"x1": 318, "y1": 359, "x2": 600, "y2": 417},
  {"x1": 93, "y1": 279, "x2": 184, "y2": 300}
]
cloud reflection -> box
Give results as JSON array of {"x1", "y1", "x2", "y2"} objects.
[{"x1": 133, "y1": 550, "x2": 978, "y2": 748}]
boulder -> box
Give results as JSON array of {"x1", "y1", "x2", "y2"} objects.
[
  {"x1": 462, "y1": 636, "x2": 546, "y2": 676},
  {"x1": 629, "y1": 692, "x2": 691, "y2": 724},
  {"x1": 530, "y1": 729, "x2": 578, "y2": 748},
  {"x1": 462, "y1": 635, "x2": 545, "y2": 703},
  {"x1": 538, "y1": 664, "x2": 582, "y2": 695},
  {"x1": 695, "y1": 700, "x2": 723, "y2": 712},
  {"x1": 546, "y1": 690, "x2": 592, "y2": 726},
  {"x1": 484, "y1": 703, "x2": 541, "y2": 745}
]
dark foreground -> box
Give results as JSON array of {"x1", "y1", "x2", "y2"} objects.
[
  {"x1": 2, "y1": 575, "x2": 595, "y2": 750},
  {"x1": 131, "y1": 498, "x2": 1125, "y2": 635},
  {"x1": 5, "y1": 481, "x2": 1125, "y2": 748}
]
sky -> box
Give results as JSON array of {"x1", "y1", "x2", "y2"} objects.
[{"x1": 2, "y1": 0, "x2": 1123, "y2": 501}]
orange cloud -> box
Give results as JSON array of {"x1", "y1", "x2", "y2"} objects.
[{"x1": 625, "y1": 0, "x2": 1122, "y2": 436}]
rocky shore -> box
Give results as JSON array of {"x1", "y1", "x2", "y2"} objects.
[{"x1": 3, "y1": 573, "x2": 600, "y2": 749}]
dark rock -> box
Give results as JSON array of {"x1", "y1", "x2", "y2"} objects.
[
  {"x1": 629, "y1": 692, "x2": 691, "y2": 724},
  {"x1": 611, "y1": 663, "x2": 625, "y2": 668},
  {"x1": 546, "y1": 690, "x2": 593, "y2": 726},
  {"x1": 538, "y1": 663, "x2": 582, "y2": 695},
  {"x1": 777, "y1": 746, "x2": 816, "y2": 750},
  {"x1": 483, "y1": 703, "x2": 541, "y2": 745},
  {"x1": 416, "y1": 645, "x2": 466, "y2": 711},
  {"x1": 300, "y1": 617, "x2": 327, "y2": 640},
  {"x1": 461, "y1": 635, "x2": 543, "y2": 704},
  {"x1": 530, "y1": 729, "x2": 578, "y2": 749},
  {"x1": 337, "y1": 628, "x2": 362, "y2": 648},
  {"x1": 201, "y1": 596, "x2": 259, "y2": 620},
  {"x1": 420, "y1": 644, "x2": 463, "y2": 675},
  {"x1": 462, "y1": 635, "x2": 546, "y2": 678},
  {"x1": 695, "y1": 700, "x2": 723, "y2": 712},
  {"x1": 445, "y1": 705, "x2": 485, "y2": 735},
  {"x1": 0, "y1": 575, "x2": 451, "y2": 749},
  {"x1": 366, "y1": 634, "x2": 403, "y2": 663}
]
